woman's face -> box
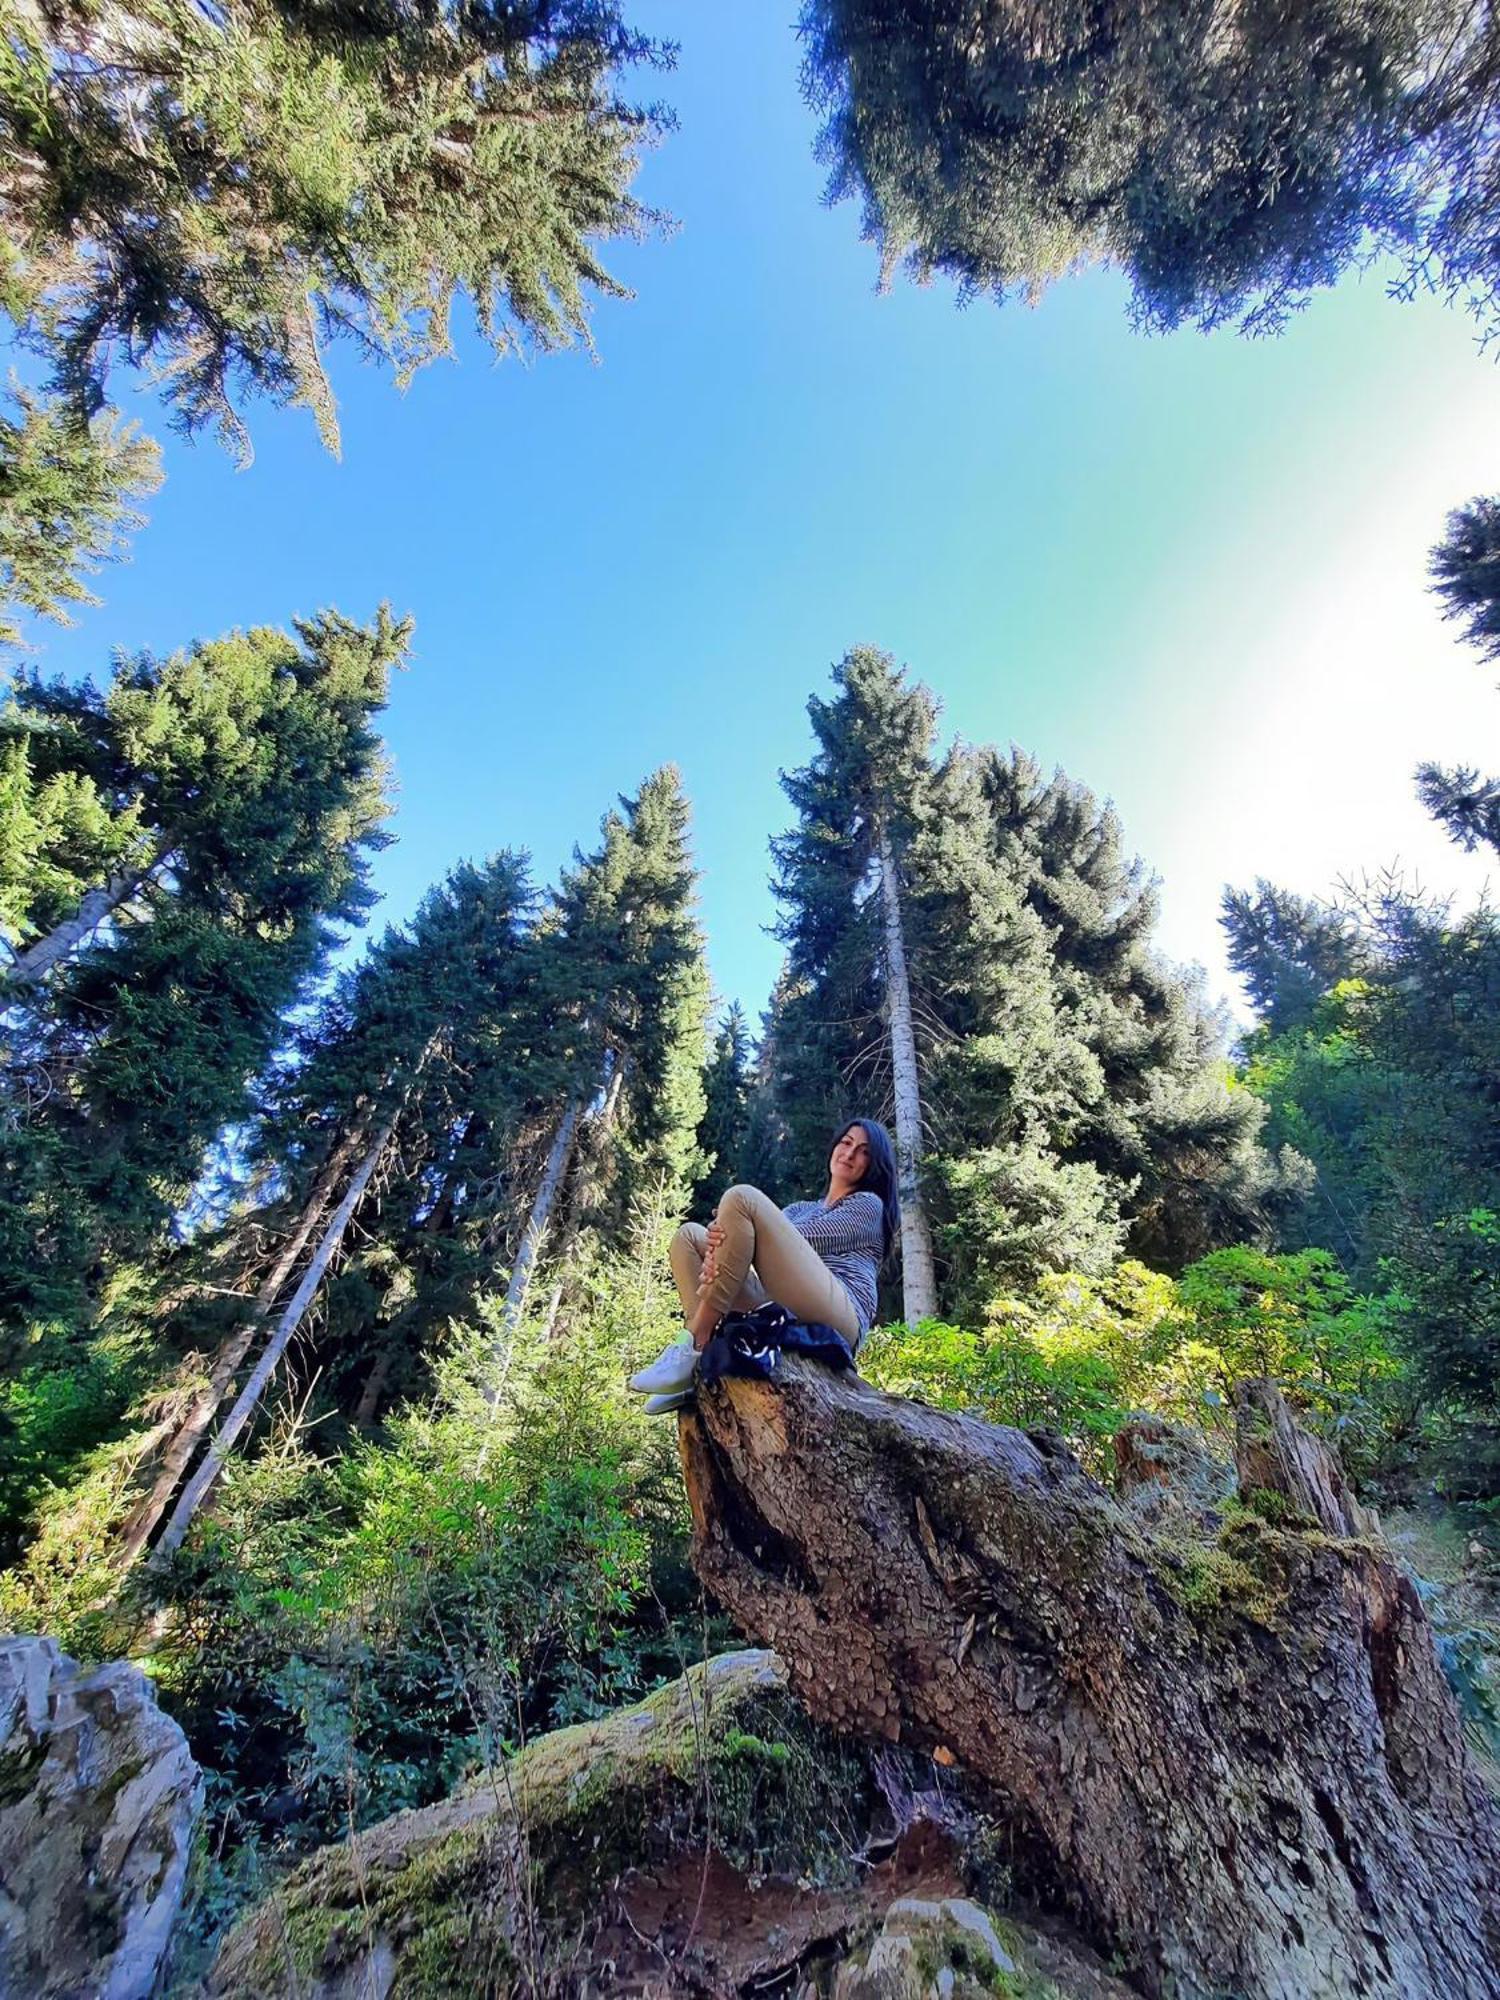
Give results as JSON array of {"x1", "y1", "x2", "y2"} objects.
[{"x1": 830, "y1": 1125, "x2": 871, "y2": 1186}]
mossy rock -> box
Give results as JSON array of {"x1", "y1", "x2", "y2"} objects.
[{"x1": 208, "y1": 1649, "x2": 870, "y2": 1999}]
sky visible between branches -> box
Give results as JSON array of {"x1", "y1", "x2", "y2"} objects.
[{"x1": 20, "y1": 1, "x2": 1499, "y2": 1025}]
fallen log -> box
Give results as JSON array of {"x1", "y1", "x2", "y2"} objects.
[{"x1": 680, "y1": 1363, "x2": 1500, "y2": 2000}]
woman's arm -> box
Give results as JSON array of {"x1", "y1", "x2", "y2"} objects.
[{"x1": 788, "y1": 1192, "x2": 882, "y2": 1258}]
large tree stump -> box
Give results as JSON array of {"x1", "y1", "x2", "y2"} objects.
[{"x1": 679, "y1": 1363, "x2": 1500, "y2": 2000}]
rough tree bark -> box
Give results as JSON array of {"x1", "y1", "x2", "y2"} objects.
[
  {"x1": 1235, "y1": 1378, "x2": 1379, "y2": 1537},
  {"x1": 119, "y1": 1118, "x2": 371, "y2": 1565},
  {"x1": 679, "y1": 1365, "x2": 1500, "y2": 2000},
  {"x1": 875, "y1": 822, "x2": 937, "y2": 1322},
  {"x1": 151, "y1": 1105, "x2": 402, "y2": 1561}
]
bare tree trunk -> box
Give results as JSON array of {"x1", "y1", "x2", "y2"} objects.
[
  {"x1": 151, "y1": 1107, "x2": 401, "y2": 1563},
  {"x1": 875, "y1": 823, "x2": 938, "y2": 1321},
  {"x1": 493, "y1": 1097, "x2": 581, "y2": 1353},
  {"x1": 680, "y1": 1367, "x2": 1500, "y2": 1999},
  {"x1": 5, "y1": 848, "x2": 167, "y2": 988},
  {"x1": 119, "y1": 1119, "x2": 370, "y2": 1565}
]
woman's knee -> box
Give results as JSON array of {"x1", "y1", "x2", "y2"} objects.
[
  {"x1": 718, "y1": 1182, "x2": 770, "y2": 1220},
  {"x1": 670, "y1": 1222, "x2": 704, "y2": 1265}
]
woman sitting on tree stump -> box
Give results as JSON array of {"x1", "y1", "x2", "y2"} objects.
[{"x1": 628, "y1": 1119, "x2": 899, "y2": 1412}]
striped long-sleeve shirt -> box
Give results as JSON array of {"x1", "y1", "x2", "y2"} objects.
[{"x1": 781, "y1": 1189, "x2": 884, "y2": 1337}]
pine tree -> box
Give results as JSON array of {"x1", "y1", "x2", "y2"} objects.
[
  {"x1": 3, "y1": 0, "x2": 671, "y2": 455},
  {"x1": 0, "y1": 610, "x2": 405, "y2": 1348},
  {"x1": 928, "y1": 746, "x2": 1283, "y2": 1295},
  {"x1": 905, "y1": 752, "x2": 1120, "y2": 1308},
  {"x1": 1421, "y1": 496, "x2": 1500, "y2": 857},
  {"x1": 1222, "y1": 880, "x2": 1367, "y2": 1036},
  {"x1": 0, "y1": 391, "x2": 161, "y2": 647},
  {"x1": 690, "y1": 1001, "x2": 753, "y2": 1219},
  {"x1": 500, "y1": 766, "x2": 709, "y2": 1333},
  {"x1": 770, "y1": 652, "x2": 1282, "y2": 1320},
  {"x1": 127, "y1": 851, "x2": 541, "y2": 1558},
  {"x1": 798, "y1": 0, "x2": 1500, "y2": 337},
  {"x1": 1415, "y1": 766, "x2": 1500, "y2": 857},
  {"x1": 772, "y1": 649, "x2": 941, "y2": 1319},
  {"x1": 1430, "y1": 495, "x2": 1500, "y2": 665}
]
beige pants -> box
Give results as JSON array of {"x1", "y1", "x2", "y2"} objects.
[{"x1": 669, "y1": 1183, "x2": 862, "y2": 1347}]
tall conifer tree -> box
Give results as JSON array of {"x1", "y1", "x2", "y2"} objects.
[
  {"x1": 3, "y1": 0, "x2": 671, "y2": 455},
  {"x1": 690, "y1": 1002, "x2": 753, "y2": 1219},
  {"x1": 1421, "y1": 495, "x2": 1500, "y2": 857},
  {"x1": 770, "y1": 650, "x2": 1281, "y2": 1319},
  {"x1": 773, "y1": 649, "x2": 940, "y2": 1320},
  {"x1": 0, "y1": 611, "x2": 404, "y2": 1348},
  {"x1": 130, "y1": 851, "x2": 540, "y2": 1558},
  {"x1": 500, "y1": 766, "x2": 708, "y2": 1332},
  {"x1": 0, "y1": 392, "x2": 161, "y2": 648},
  {"x1": 972, "y1": 748, "x2": 1283, "y2": 1271},
  {"x1": 799, "y1": 0, "x2": 1500, "y2": 338}
]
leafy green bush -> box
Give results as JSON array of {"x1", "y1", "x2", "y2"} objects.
[
  {"x1": 863, "y1": 1262, "x2": 1177, "y2": 1478},
  {"x1": 864, "y1": 1251, "x2": 1408, "y2": 1483}
]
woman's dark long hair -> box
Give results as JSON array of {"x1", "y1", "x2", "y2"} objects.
[{"x1": 833, "y1": 1116, "x2": 900, "y2": 1261}]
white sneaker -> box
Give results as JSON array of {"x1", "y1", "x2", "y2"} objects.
[
  {"x1": 629, "y1": 1337, "x2": 698, "y2": 1396},
  {"x1": 643, "y1": 1389, "x2": 695, "y2": 1416}
]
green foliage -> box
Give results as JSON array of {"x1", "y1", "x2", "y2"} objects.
[
  {"x1": 0, "y1": 611, "x2": 402, "y2": 1364},
  {"x1": 2, "y1": 0, "x2": 672, "y2": 454},
  {"x1": 1387, "y1": 1209, "x2": 1500, "y2": 1414},
  {"x1": 1230, "y1": 869, "x2": 1500, "y2": 1448},
  {"x1": 863, "y1": 1250, "x2": 1404, "y2": 1480},
  {"x1": 799, "y1": 0, "x2": 1500, "y2": 336},
  {"x1": 1173, "y1": 1246, "x2": 1403, "y2": 1471},
  {"x1": 690, "y1": 999, "x2": 753, "y2": 1219},
  {"x1": 766, "y1": 652, "x2": 1285, "y2": 1311},
  {"x1": 1237, "y1": 978, "x2": 1386, "y2": 1273},
  {"x1": 0, "y1": 1311, "x2": 156, "y2": 1558},
  {"x1": 864, "y1": 1263, "x2": 1172, "y2": 1477},
  {"x1": 4, "y1": 1247, "x2": 710, "y2": 1907},
  {"x1": 0, "y1": 389, "x2": 161, "y2": 646}
]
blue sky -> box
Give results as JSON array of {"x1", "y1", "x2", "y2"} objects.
[{"x1": 17, "y1": 3, "x2": 1500, "y2": 1027}]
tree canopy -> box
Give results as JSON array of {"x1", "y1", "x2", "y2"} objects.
[
  {"x1": 2, "y1": 0, "x2": 672, "y2": 456},
  {"x1": 799, "y1": 0, "x2": 1500, "y2": 336}
]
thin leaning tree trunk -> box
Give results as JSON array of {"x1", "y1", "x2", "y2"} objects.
[
  {"x1": 151, "y1": 1106, "x2": 401, "y2": 1563},
  {"x1": 876, "y1": 823, "x2": 938, "y2": 1321},
  {"x1": 492, "y1": 1096, "x2": 582, "y2": 1369},
  {"x1": 535, "y1": 1060, "x2": 625, "y2": 1342},
  {"x1": 119, "y1": 1117, "x2": 371, "y2": 1566},
  {"x1": 5, "y1": 847, "x2": 167, "y2": 988}
]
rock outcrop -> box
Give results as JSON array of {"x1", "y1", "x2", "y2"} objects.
[
  {"x1": 831, "y1": 1896, "x2": 1018, "y2": 1999},
  {"x1": 680, "y1": 1363, "x2": 1500, "y2": 2000},
  {"x1": 209, "y1": 1647, "x2": 1125, "y2": 1997},
  {"x1": 0, "y1": 1634, "x2": 202, "y2": 2000}
]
